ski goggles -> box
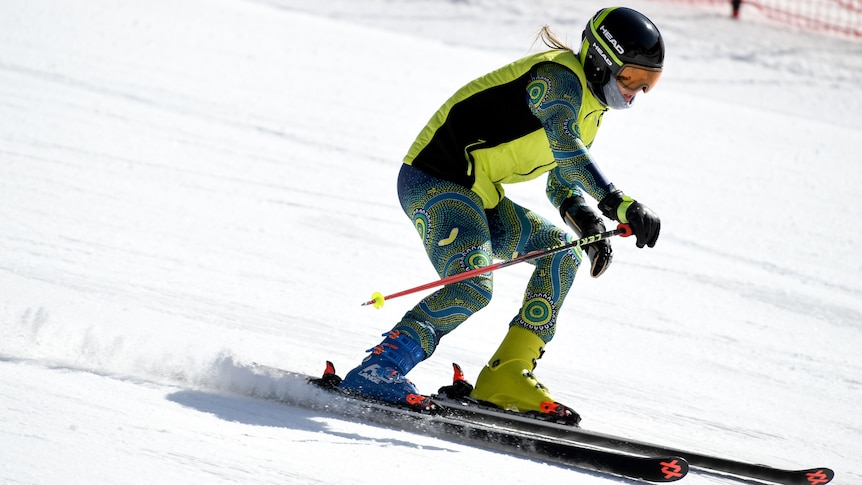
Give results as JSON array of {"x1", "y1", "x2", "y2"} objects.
[{"x1": 615, "y1": 64, "x2": 662, "y2": 93}]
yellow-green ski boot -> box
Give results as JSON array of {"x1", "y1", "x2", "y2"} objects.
[{"x1": 469, "y1": 326, "x2": 580, "y2": 425}]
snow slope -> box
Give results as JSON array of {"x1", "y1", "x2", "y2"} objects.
[{"x1": 1, "y1": 0, "x2": 860, "y2": 483}]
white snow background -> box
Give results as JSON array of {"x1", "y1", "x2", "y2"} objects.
[{"x1": 2, "y1": 0, "x2": 861, "y2": 483}]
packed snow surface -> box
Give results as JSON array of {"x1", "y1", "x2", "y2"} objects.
[{"x1": 2, "y1": 0, "x2": 861, "y2": 483}]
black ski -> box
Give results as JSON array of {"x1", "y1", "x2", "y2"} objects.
[
  {"x1": 254, "y1": 361, "x2": 834, "y2": 485},
  {"x1": 253, "y1": 362, "x2": 687, "y2": 483},
  {"x1": 428, "y1": 362, "x2": 834, "y2": 485},
  {"x1": 431, "y1": 395, "x2": 833, "y2": 485}
]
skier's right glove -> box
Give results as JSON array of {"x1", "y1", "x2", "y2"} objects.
[
  {"x1": 560, "y1": 196, "x2": 613, "y2": 278},
  {"x1": 598, "y1": 190, "x2": 661, "y2": 248}
]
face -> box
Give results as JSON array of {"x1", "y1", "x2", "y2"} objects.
[{"x1": 615, "y1": 80, "x2": 640, "y2": 104}]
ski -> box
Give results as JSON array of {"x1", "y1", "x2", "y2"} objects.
[
  {"x1": 426, "y1": 363, "x2": 834, "y2": 485},
  {"x1": 253, "y1": 362, "x2": 687, "y2": 483},
  {"x1": 254, "y1": 362, "x2": 835, "y2": 484},
  {"x1": 431, "y1": 395, "x2": 833, "y2": 485}
]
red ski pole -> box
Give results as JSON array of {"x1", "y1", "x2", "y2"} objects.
[{"x1": 362, "y1": 223, "x2": 632, "y2": 308}]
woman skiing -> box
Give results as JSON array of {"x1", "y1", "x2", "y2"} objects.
[{"x1": 339, "y1": 6, "x2": 665, "y2": 424}]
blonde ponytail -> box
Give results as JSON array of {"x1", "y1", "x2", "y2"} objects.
[{"x1": 537, "y1": 25, "x2": 572, "y2": 51}]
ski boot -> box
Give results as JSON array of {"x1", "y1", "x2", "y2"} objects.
[
  {"x1": 470, "y1": 326, "x2": 581, "y2": 425},
  {"x1": 339, "y1": 330, "x2": 430, "y2": 408}
]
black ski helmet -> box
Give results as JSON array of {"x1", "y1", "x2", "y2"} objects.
[{"x1": 580, "y1": 7, "x2": 665, "y2": 103}]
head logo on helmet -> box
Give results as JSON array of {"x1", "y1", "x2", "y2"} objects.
[
  {"x1": 598, "y1": 25, "x2": 625, "y2": 55},
  {"x1": 580, "y1": 7, "x2": 665, "y2": 107},
  {"x1": 592, "y1": 41, "x2": 614, "y2": 67}
]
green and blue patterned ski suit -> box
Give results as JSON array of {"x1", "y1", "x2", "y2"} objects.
[{"x1": 393, "y1": 48, "x2": 616, "y2": 357}]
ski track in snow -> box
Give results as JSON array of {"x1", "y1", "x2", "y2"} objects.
[{"x1": 2, "y1": 0, "x2": 861, "y2": 483}]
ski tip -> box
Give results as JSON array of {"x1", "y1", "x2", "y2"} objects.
[
  {"x1": 800, "y1": 467, "x2": 834, "y2": 485},
  {"x1": 649, "y1": 456, "x2": 688, "y2": 482},
  {"x1": 324, "y1": 361, "x2": 336, "y2": 376}
]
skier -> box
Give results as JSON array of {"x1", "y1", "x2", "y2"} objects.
[{"x1": 339, "y1": 7, "x2": 665, "y2": 423}]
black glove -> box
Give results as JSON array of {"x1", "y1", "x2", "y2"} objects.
[
  {"x1": 598, "y1": 190, "x2": 660, "y2": 248},
  {"x1": 560, "y1": 196, "x2": 613, "y2": 278}
]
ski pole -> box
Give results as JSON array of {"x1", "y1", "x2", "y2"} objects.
[{"x1": 362, "y1": 223, "x2": 632, "y2": 309}]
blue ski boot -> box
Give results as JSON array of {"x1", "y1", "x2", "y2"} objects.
[{"x1": 339, "y1": 330, "x2": 428, "y2": 407}]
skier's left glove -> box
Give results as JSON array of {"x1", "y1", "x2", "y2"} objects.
[
  {"x1": 560, "y1": 196, "x2": 613, "y2": 278},
  {"x1": 598, "y1": 190, "x2": 660, "y2": 248}
]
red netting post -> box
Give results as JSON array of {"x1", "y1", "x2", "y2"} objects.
[{"x1": 731, "y1": 0, "x2": 742, "y2": 18}]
